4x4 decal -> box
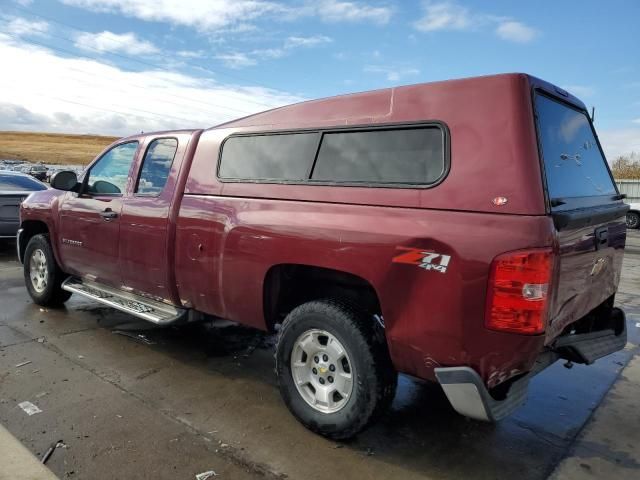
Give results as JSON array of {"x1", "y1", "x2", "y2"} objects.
[{"x1": 392, "y1": 247, "x2": 451, "y2": 274}]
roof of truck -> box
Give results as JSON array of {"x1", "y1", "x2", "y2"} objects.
[
  {"x1": 211, "y1": 73, "x2": 586, "y2": 131},
  {"x1": 117, "y1": 129, "x2": 202, "y2": 143}
]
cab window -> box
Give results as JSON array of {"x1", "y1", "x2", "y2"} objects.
[
  {"x1": 136, "y1": 138, "x2": 178, "y2": 195},
  {"x1": 87, "y1": 142, "x2": 139, "y2": 194}
]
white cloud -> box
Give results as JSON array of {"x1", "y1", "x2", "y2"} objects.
[
  {"x1": 561, "y1": 85, "x2": 596, "y2": 98},
  {"x1": 176, "y1": 50, "x2": 205, "y2": 59},
  {"x1": 315, "y1": 0, "x2": 392, "y2": 24},
  {"x1": 214, "y1": 52, "x2": 257, "y2": 69},
  {"x1": 414, "y1": 1, "x2": 538, "y2": 43},
  {"x1": 61, "y1": 0, "x2": 285, "y2": 32},
  {"x1": 75, "y1": 31, "x2": 160, "y2": 55},
  {"x1": 364, "y1": 65, "x2": 420, "y2": 82},
  {"x1": 599, "y1": 128, "x2": 640, "y2": 159},
  {"x1": 2, "y1": 16, "x2": 49, "y2": 37},
  {"x1": 632, "y1": 119, "x2": 640, "y2": 124},
  {"x1": 0, "y1": 33, "x2": 301, "y2": 136},
  {"x1": 216, "y1": 35, "x2": 333, "y2": 68},
  {"x1": 413, "y1": 1, "x2": 473, "y2": 32},
  {"x1": 61, "y1": 0, "x2": 392, "y2": 31},
  {"x1": 284, "y1": 35, "x2": 332, "y2": 48},
  {"x1": 495, "y1": 21, "x2": 537, "y2": 43},
  {"x1": 254, "y1": 48, "x2": 287, "y2": 60}
]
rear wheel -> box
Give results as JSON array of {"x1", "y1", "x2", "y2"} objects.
[
  {"x1": 276, "y1": 299, "x2": 397, "y2": 439},
  {"x1": 24, "y1": 234, "x2": 72, "y2": 306},
  {"x1": 627, "y1": 212, "x2": 640, "y2": 229}
]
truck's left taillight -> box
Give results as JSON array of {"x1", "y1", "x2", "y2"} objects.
[{"x1": 485, "y1": 248, "x2": 554, "y2": 335}]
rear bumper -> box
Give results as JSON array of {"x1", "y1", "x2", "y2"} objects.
[
  {"x1": 436, "y1": 308, "x2": 627, "y2": 422},
  {"x1": 553, "y1": 307, "x2": 627, "y2": 364},
  {"x1": 435, "y1": 351, "x2": 556, "y2": 421}
]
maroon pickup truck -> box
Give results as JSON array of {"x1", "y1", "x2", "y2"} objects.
[{"x1": 18, "y1": 73, "x2": 629, "y2": 439}]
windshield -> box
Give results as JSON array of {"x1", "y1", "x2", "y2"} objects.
[
  {"x1": 535, "y1": 93, "x2": 616, "y2": 200},
  {"x1": 0, "y1": 174, "x2": 47, "y2": 191}
]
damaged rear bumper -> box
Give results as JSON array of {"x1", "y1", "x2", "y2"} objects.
[{"x1": 435, "y1": 308, "x2": 627, "y2": 422}]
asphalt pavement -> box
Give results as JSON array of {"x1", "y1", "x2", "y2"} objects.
[{"x1": 0, "y1": 231, "x2": 639, "y2": 480}]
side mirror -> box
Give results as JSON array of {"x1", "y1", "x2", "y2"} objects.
[{"x1": 50, "y1": 170, "x2": 79, "y2": 191}]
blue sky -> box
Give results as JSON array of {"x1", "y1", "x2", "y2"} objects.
[{"x1": 0, "y1": 0, "x2": 639, "y2": 158}]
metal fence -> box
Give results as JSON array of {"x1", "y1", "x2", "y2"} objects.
[{"x1": 616, "y1": 179, "x2": 640, "y2": 203}]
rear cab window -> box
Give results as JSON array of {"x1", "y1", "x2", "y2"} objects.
[
  {"x1": 534, "y1": 93, "x2": 617, "y2": 209},
  {"x1": 136, "y1": 138, "x2": 179, "y2": 195}
]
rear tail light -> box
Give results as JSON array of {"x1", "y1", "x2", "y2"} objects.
[{"x1": 485, "y1": 248, "x2": 554, "y2": 335}]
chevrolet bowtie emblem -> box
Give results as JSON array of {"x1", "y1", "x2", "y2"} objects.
[{"x1": 590, "y1": 257, "x2": 607, "y2": 276}]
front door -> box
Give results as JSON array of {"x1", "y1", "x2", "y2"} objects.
[{"x1": 57, "y1": 141, "x2": 140, "y2": 286}]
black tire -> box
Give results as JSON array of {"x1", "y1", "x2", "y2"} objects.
[
  {"x1": 276, "y1": 299, "x2": 397, "y2": 439},
  {"x1": 24, "y1": 234, "x2": 72, "y2": 306},
  {"x1": 627, "y1": 212, "x2": 640, "y2": 229}
]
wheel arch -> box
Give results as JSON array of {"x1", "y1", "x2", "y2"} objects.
[
  {"x1": 263, "y1": 263, "x2": 382, "y2": 333},
  {"x1": 19, "y1": 220, "x2": 57, "y2": 264}
]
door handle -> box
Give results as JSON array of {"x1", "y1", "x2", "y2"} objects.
[
  {"x1": 100, "y1": 208, "x2": 118, "y2": 221},
  {"x1": 594, "y1": 226, "x2": 608, "y2": 250}
]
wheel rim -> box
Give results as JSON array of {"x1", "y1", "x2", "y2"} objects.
[
  {"x1": 29, "y1": 249, "x2": 48, "y2": 293},
  {"x1": 290, "y1": 329, "x2": 354, "y2": 414},
  {"x1": 627, "y1": 214, "x2": 639, "y2": 229}
]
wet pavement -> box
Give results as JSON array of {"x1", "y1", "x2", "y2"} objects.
[{"x1": 0, "y1": 231, "x2": 639, "y2": 480}]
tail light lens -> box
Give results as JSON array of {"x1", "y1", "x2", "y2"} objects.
[{"x1": 485, "y1": 248, "x2": 554, "y2": 335}]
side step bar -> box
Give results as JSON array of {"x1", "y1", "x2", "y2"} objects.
[{"x1": 62, "y1": 277, "x2": 186, "y2": 325}]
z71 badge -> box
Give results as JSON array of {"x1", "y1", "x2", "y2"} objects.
[{"x1": 392, "y1": 247, "x2": 451, "y2": 274}]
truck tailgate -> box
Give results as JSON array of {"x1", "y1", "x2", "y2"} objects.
[{"x1": 546, "y1": 212, "x2": 627, "y2": 343}]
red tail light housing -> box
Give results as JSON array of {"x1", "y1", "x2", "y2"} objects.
[{"x1": 485, "y1": 248, "x2": 554, "y2": 335}]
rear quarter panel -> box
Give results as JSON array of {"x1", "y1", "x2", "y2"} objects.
[{"x1": 177, "y1": 194, "x2": 555, "y2": 385}]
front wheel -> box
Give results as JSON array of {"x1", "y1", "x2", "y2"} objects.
[
  {"x1": 24, "y1": 234, "x2": 72, "y2": 306},
  {"x1": 627, "y1": 212, "x2": 640, "y2": 229},
  {"x1": 276, "y1": 299, "x2": 397, "y2": 439}
]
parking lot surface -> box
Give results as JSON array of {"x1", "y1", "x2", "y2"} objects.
[{"x1": 1, "y1": 231, "x2": 639, "y2": 480}]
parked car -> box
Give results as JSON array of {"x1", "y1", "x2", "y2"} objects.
[
  {"x1": 626, "y1": 203, "x2": 640, "y2": 229},
  {"x1": 0, "y1": 172, "x2": 47, "y2": 240},
  {"x1": 17, "y1": 73, "x2": 629, "y2": 439},
  {"x1": 24, "y1": 164, "x2": 48, "y2": 181}
]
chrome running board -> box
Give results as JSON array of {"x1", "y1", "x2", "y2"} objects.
[{"x1": 62, "y1": 277, "x2": 186, "y2": 325}]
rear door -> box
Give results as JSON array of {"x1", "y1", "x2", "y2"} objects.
[
  {"x1": 534, "y1": 92, "x2": 628, "y2": 342},
  {"x1": 118, "y1": 135, "x2": 185, "y2": 303}
]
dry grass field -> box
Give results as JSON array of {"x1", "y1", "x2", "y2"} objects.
[{"x1": 0, "y1": 131, "x2": 119, "y2": 166}]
